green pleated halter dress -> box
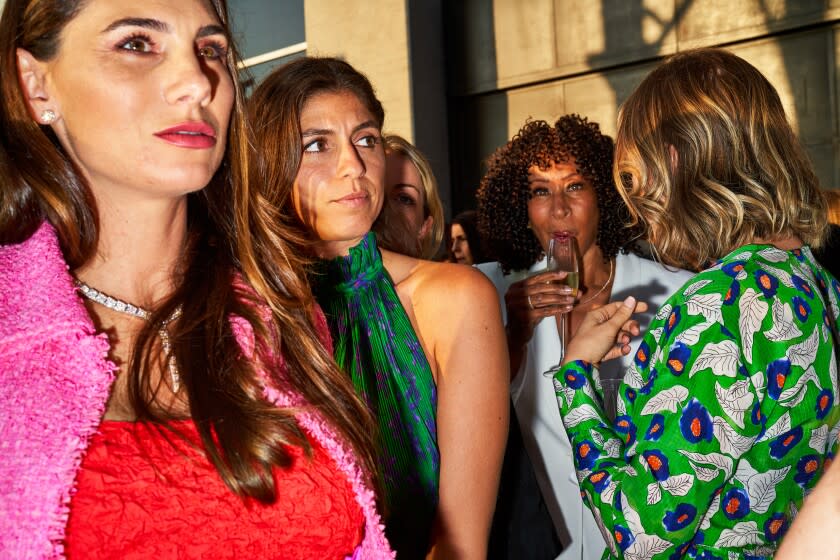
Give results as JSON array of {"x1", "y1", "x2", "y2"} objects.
[{"x1": 312, "y1": 233, "x2": 439, "y2": 559}]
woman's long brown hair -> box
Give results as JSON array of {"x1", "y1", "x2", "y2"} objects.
[{"x1": 0, "y1": 0, "x2": 377, "y2": 503}]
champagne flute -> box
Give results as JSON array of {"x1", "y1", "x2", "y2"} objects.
[{"x1": 542, "y1": 235, "x2": 579, "y2": 376}]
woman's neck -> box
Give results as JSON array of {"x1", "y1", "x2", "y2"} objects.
[{"x1": 72, "y1": 197, "x2": 189, "y2": 308}]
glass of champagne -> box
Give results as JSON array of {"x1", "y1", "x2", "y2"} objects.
[{"x1": 542, "y1": 235, "x2": 579, "y2": 376}]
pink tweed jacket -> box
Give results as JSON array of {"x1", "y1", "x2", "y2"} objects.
[{"x1": 0, "y1": 223, "x2": 394, "y2": 559}]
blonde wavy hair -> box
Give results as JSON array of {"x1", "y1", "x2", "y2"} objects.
[
  {"x1": 374, "y1": 134, "x2": 444, "y2": 259},
  {"x1": 614, "y1": 48, "x2": 828, "y2": 270}
]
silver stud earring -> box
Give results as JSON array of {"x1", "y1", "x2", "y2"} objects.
[{"x1": 40, "y1": 110, "x2": 56, "y2": 124}]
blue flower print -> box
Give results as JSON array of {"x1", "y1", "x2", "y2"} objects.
[
  {"x1": 763, "y1": 513, "x2": 789, "y2": 542},
  {"x1": 794, "y1": 454, "x2": 821, "y2": 487},
  {"x1": 792, "y1": 248, "x2": 805, "y2": 261},
  {"x1": 667, "y1": 342, "x2": 691, "y2": 376},
  {"x1": 562, "y1": 369, "x2": 587, "y2": 389},
  {"x1": 624, "y1": 386, "x2": 637, "y2": 404},
  {"x1": 721, "y1": 488, "x2": 750, "y2": 520},
  {"x1": 613, "y1": 525, "x2": 634, "y2": 551},
  {"x1": 614, "y1": 415, "x2": 637, "y2": 446},
  {"x1": 680, "y1": 399, "x2": 714, "y2": 443},
  {"x1": 791, "y1": 274, "x2": 814, "y2": 299},
  {"x1": 588, "y1": 470, "x2": 611, "y2": 493},
  {"x1": 766, "y1": 359, "x2": 791, "y2": 400},
  {"x1": 792, "y1": 296, "x2": 811, "y2": 322},
  {"x1": 575, "y1": 439, "x2": 600, "y2": 469},
  {"x1": 754, "y1": 269, "x2": 779, "y2": 298},
  {"x1": 643, "y1": 450, "x2": 670, "y2": 481},
  {"x1": 645, "y1": 414, "x2": 666, "y2": 441},
  {"x1": 665, "y1": 306, "x2": 682, "y2": 338},
  {"x1": 639, "y1": 368, "x2": 658, "y2": 395},
  {"x1": 663, "y1": 503, "x2": 697, "y2": 532},
  {"x1": 635, "y1": 340, "x2": 651, "y2": 369},
  {"x1": 769, "y1": 426, "x2": 803, "y2": 460},
  {"x1": 722, "y1": 261, "x2": 747, "y2": 277},
  {"x1": 816, "y1": 389, "x2": 834, "y2": 420},
  {"x1": 723, "y1": 280, "x2": 740, "y2": 305}
]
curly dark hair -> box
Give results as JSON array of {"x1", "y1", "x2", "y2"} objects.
[{"x1": 477, "y1": 114, "x2": 641, "y2": 272}]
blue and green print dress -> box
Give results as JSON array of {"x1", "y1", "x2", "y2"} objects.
[{"x1": 554, "y1": 244, "x2": 840, "y2": 559}]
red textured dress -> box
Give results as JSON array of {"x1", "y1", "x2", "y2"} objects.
[{"x1": 65, "y1": 420, "x2": 364, "y2": 559}]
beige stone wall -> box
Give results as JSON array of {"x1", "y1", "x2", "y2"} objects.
[
  {"x1": 447, "y1": 1, "x2": 840, "y2": 197},
  {"x1": 303, "y1": 0, "x2": 414, "y2": 140}
]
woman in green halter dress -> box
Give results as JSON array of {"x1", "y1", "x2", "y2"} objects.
[{"x1": 249, "y1": 57, "x2": 509, "y2": 559}]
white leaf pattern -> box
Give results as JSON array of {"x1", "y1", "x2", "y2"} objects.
[
  {"x1": 591, "y1": 429, "x2": 605, "y2": 447},
  {"x1": 640, "y1": 386, "x2": 689, "y2": 415},
  {"x1": 679, "y1": 450, "x2": 734, "y2": 479},
  {"x1": 759, "y1": 412, "x2": 791, "y2": 442},
  {"x1": 621, "y1": 492, "x2": 645, "y2": 536},
  {"x1": 649, "y1": 327, "x2": 664, "y2": 344},
  {"x1": 695, "y1": 465, "x2": 722, "y2": 482},
  {"x1": 746, "y1": 466, "x2": 792, "y2": 514},
  {"x1": 676, "y1": 320, "x2": 712, "y2": 347},
  {"x1": 830, "y1": 355, "x2": 838, "y2": 401},
  {"x1": 810, "y1": 425, "x2": 828, "y2": 453},
  {"x1": 564, "y1": 404, "x2": 601, "y2": 427},
  {"x1": 765, "y1": 299, "x2": 802, "y2": 342},
  {"x1": 684, "y1": 279, "x2": 713, "y2": 297},
  {"x1": 661, "y1": 473, "x2": 693, "y2": 496},
  {"x1": 739, "y1": 288, "x2": 768, "y2": 364},
  {"x1": 625, "y1": 363, "x2": 645, "y2": 389},
  {"x1": 787, "y1": 327, "x2": 820, "y2": 369},
  {"x1": 757, "y1": 247, "x2": 790, "y2": 263},
  {"x1": 690, "y1": 340, "x2": 740, "y2": 378},
  {"x1": 751, "y1": 371, "x2": 766, "y2": 395},
  {"x1": 686, "y1": 293, "x2": 724, "y2": 323},
  {"x1": 715, "y1": 521, "x2": 763, "y2": 548},
  {"x1": 625, "y1": 534, "x2": 673, "y2": 560},
  {"x1": 646, "y1": 482, "x2": 662, "y2": 505},
  {"x1": 715, "y1": 380, "x2": 754, "y2": 429},
  {"x1": 655, "y1": 303, "x2": 673, "y2": 321},
  {"x1": 601, "y1": 480, "x2": 618, "y2": 504},
  {"x1": 713, "y1": 416, "x2": 755, "y2": 457},
  {"x1": 701, "y1": 493, "x2": 721, "y2": 531},
  {"x1": 604, "y1": 438, "x2": 622, "y2": 458},
  {"x1": 778, "y1": 366, "x2": 819, "y2": 407}
]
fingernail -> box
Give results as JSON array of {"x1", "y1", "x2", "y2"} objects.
[{"x1": 623, "y1": 296, "x2": 636, "y2": 309}]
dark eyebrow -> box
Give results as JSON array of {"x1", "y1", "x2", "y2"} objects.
[
  {"x1": 101, "y1": 19, "x2": 225, "y2": 40},
  {"x1": 301, "y1": 120, "x2": 378, "y2": 138},
  {"x1": 197, "y1": 25, "x2": 226, "y2": 39},
  {"x1": 353, "y1": 120, "x2": 378, "y2": 134},
  {"x1": 301, "y1": 128, "x2": 332, "y2": 137},
  {"x1": 102, "y1": 18, "x2": 169, "y2": 34}
]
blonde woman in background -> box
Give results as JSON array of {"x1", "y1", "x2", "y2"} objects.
[{"x1": 373, "y1": 134, "x2": 445, "y2": 259}]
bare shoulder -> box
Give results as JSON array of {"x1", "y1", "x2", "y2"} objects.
[{"x1": 410, "y1": 261, "x2": 499, "y2": 309}]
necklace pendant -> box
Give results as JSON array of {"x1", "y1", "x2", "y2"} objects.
[{"x1": 75, "y1": 279, "x2": 182, "y2": 394}]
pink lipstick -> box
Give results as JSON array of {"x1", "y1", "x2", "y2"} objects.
[{"x1": 154, "y1": 122, "x2": 216, "y2": 149}]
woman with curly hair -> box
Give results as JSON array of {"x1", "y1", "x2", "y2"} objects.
[
  {"x1": 554, "y1": 49, "x2": 838, "y2": 559},
  {"x1": 477, "y1": 114, "x2": 692, "y2": 560}
]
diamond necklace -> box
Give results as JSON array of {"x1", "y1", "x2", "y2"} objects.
[
  {"x1": 75, "y1": 279, "x2": 182, "y2": 393},
  {"x1": 577, "y1": 259, "x2": 615, "y2": 306}
]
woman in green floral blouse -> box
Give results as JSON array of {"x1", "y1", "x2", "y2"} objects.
[{"x1": 553, "y1": 48, "x2": 839, "y2": 560}]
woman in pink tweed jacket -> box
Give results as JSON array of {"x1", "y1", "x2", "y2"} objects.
[{"x1": 0, "y1": 1, "x2": 392, "y2": 558}]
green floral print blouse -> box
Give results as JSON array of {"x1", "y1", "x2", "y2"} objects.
[{"x1": 554, "y1": 244, "x2": 840, "y2": 560}]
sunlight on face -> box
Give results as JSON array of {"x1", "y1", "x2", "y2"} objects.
[
  {"x1": 293, "y1": 90, "x2": 385, "y2": 257},
  {"x1": 33, "y1": 0, "x2": 234, "y2": 201}
]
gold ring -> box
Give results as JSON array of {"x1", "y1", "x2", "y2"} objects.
[{"x1": 528, "y1": 295, "x2": 535, "y2": 309}]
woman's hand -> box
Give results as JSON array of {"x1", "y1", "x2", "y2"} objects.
[
  {"x1": 504, "y1": 271, "x2": 576, "y2": 377},
  {"x1": 562, "y1": 296, "x2": 648, "y2": 365},
  {"x1": 505, "y1": 271, "x2": 576, "y2": 350}
]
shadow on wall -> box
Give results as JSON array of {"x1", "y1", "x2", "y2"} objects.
[{"x1": 445, "y1": 0, "x2": 836, "y2": 215}]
